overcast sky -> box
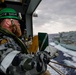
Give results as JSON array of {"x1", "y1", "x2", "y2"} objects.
[{"x1": 33, "y1": 0, "x2": 76, "y2": 35}]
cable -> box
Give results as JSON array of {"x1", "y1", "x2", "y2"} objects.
[
  {"x1": 50, "y1": 60, "x2": 76, "y2": 69},
  {"x1": 48, "y1": 64, "x2": 66, "y2": 75}
]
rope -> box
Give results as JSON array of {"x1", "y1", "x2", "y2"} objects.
[
  {"x1": 48, "y1": 64, "x2": 66, "y2": 75},
  {"x1": 50, "y1": 60, "x2": 76, "y2": 69}
]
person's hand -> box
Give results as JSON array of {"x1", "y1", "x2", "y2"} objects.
[
  {"x1": 33, "y1": 45, "x2": 59, "y2": 71},
  {"x1": 36, "y1": 51, "x2": 51, "y2": 64},
  {"x1": 44, "y1": 45, "x2": 59, "y2": 59},
  {"x1": 30, "y1": 51, "x2": 50, "y2": 73}
]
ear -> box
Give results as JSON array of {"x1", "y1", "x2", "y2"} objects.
[
  {"x1": 1, "y1": 19, "x2": 12, "y2": 28},
  {"x1": 5, "y1": 19, "x2": 11, "y2": 26}
]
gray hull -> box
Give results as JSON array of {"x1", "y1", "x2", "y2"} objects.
[{"x1": 60, "y1": 43, "x2": 76, "y2": 51}]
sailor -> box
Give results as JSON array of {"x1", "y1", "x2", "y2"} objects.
[
  {"x1": 0, "y1": 7, "x2": 51, "y2": 75},
  {"x1": 21, "y1": 29, "x2": 28, "y2": 47}
]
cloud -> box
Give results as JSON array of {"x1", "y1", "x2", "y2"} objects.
[{"x1": 33, "y1": 0, "x2": 76, "y2": 35}]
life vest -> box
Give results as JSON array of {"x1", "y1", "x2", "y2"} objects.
[
  {"x1": 0, "y1": 27, "x2": 28, "y2": 73},
  {"x1": 0, "y1": 27, "x2": 28, "y2": 54}
]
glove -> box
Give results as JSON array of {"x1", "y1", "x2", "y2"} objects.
[
  {"x1": 35, "y1": 48, "x2": 58, "y2": 69},
  {"x1": 36, "y1": 51, "x2": 51, "y2": 64},
  {"x1": 44, "y1": 45, "x2": 59, "y2": 59},
  {"x1": 16, "y1": 53, "x2": 47, "y2": 75},
  {"x1": 31, "y1": 51, "x2": 50, "y2": 73}
]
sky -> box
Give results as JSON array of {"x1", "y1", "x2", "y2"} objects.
[{"x1": 33, "y1": 0, "x2": 76, "y2": 35}]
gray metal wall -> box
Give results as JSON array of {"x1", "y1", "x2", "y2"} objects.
[{"x1": 26, "y1": 14, "x2": 33, "y2": 37}]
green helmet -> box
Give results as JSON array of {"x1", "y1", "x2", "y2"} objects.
[{"x1": 0, "y1": 8, "x2": 20, "y2": 20}]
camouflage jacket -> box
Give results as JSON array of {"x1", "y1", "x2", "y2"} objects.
[
  {"x1": 0, "y1": 27, "x2": 29, "y2": 74},
  {"x1": 0, "y1": 27, "x2": 48, "y2": 75}
]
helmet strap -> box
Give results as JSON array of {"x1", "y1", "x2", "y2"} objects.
[{"x1": 11, "y1": 19, "x2": 17, "y2": 33}]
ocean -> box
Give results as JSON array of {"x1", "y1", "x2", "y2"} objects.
[{"x1": 48, "y1": 35, "x2": 76, "y2": 75}]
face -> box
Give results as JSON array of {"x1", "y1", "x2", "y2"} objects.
[{"x1": 0, "y1": 19, "x2": 22, "y2": 37}]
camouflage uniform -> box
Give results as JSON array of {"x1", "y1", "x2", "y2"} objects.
[
  {"x1": 0, "y1": 7, "x2": 52, "y2": 75},
  {"x1": 0, "y1": 27, "x2": 49, "y2": 75}
]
